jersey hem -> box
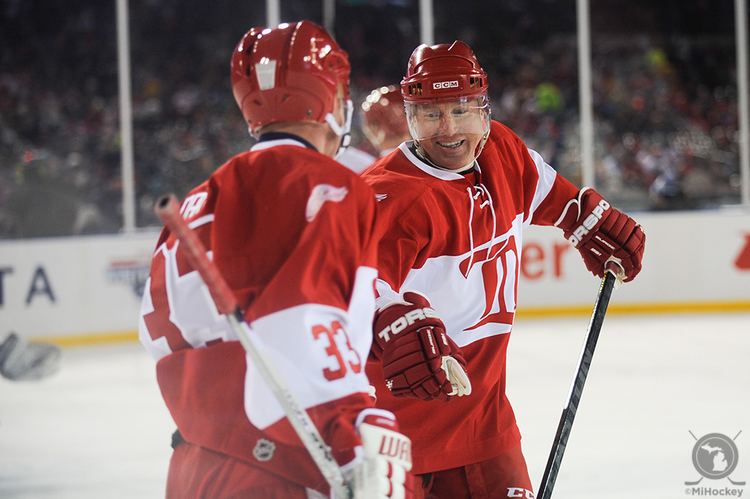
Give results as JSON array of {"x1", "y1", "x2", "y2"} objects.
[{"x1": 410, "y1": 424, "x2": 522, "y2": 474}]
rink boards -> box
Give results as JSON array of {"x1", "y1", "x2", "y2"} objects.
[{"x1": 0, "y1": 210, "x2": 748, "y2": 343}]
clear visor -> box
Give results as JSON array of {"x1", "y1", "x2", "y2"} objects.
[{"x1": 405, "y1": 95, "x2": 490, "y2": 142}]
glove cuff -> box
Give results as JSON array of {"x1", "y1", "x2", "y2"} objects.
[
  {"x1": 355, "y1": 408, "x2": 412, "y2": 472},
  {"x1": 355, "y1": 407, "x2": 398, "y2": 429}
]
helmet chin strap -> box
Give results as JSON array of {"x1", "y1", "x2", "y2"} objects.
[
  {"x1": 325, "y1": 99, "x2": 353, "y2": 158},
  {"x1": 474, "y1": 129, "x2": 490, "y2": 159}
]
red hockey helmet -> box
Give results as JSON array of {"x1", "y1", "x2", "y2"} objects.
[
  {"x1": 400, "y1": 41, "x2": 488, "y2": 103},
  {"x1": 231, "y1": 21, "x2": 352, "y2": 136},
  {"x1": 361, "y1": 85, "x2": 409, "y2": 152},
  {"x1": 400, "y1": 41, "x2": 491, "y2": 169}
]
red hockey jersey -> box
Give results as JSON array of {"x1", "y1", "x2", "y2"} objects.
[
  {"x1": 362, "y1": 120, "x2": 579, "y2": 473},
  {"x1": 139, "y1": 137, "x2": 379, "y2": 492}
]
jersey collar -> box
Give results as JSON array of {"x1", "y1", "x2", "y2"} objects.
[
  {"x1": 251, "y1": 132, "x2": 317, "y2": 152},
  {"x1": 398, "y1": 142, "x2": 479, "y2": 181}
]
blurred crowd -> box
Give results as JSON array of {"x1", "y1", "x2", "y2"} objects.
[{"x1": 0, "y1": 0, "x2": 743, "y2": 238}]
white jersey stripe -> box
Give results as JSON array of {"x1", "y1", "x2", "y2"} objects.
[
  {"x1": 377, "y1": 214, "x2": 524, "y2": 348},
  {"x1": 525, "y1": 147, "x2": 559, "y2": 224},
  {"x1": 244, "y1": 266, "x2": 377, "y2": 429},
  {"x1": 187, "y1": 214, "x2": 214, "y2": 229}
]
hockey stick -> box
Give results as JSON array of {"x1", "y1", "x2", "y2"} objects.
[
  {"x1": 154, "y1": 195, "x2": 351, "y2": 499},
  {"x1": 536, "y1": 270, "x2": 617, "y2": 499}
]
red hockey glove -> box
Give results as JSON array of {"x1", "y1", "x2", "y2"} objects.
[
  {"x1": 555, "y1": 187, "x2": 645, "y2": 282},
  {"x1": 372, "y1": 292, "x2": 471, "y2": 401},
  {"x1": 349, "y1": 409, "x2": 414, "y2": 499}
]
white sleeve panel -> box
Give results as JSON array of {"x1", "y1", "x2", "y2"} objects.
[
  {"x1": 374, "y1": 278, "x2": 401, "y2": 310},
  {"x1": 346, "y1": 266, "x2": 379, "y2": 355},
  {"x1": 139, "y1": 243, "x2": 235, "y2": 362},
  {"x1": 244, "y1": 266, "x2": 377, "y2": 429},
  {"x1": 138, "y1": 277, "x2": 172, "y2": 360},
  {"x1": 525, "y1": 148, "x2": 559, "y2": 224}
]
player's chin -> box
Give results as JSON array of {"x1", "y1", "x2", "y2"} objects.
[{"x1": 426, "y1": 139, "x2": 473, "y2": 169}]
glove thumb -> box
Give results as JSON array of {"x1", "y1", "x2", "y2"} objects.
[
  {"x1": 402, "y1": 291, "x2": 431, "y2": 308},
  {"x1": 441, "y1": 356, "x2": 472, "y2": 396}
]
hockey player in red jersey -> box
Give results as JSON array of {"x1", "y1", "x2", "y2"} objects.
[
  {"x1": 338, "y1": 85, "x2": 411, "y2": 173},
  {"x1": 362, "y1": 41, "x2": 645, "y2": 498},
  {"x1": 361, "y1": 85, "x2": 412, "y2": 157},
  {"x1": 139, "y1": 21, "x2": 413, "y2": 498}
]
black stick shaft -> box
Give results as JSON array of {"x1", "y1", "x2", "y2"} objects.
[{"x1": 537, "y1": 272, "x2": 617, "y2": 499}]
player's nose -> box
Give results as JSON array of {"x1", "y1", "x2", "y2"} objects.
[{"x1": 438, "y1": 114, "x2": 459, "y2": 134}]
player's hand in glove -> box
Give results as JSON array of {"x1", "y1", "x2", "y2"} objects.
[
  {"x1": 372, "y1": 292, "x2": 471, "y2": 401},
  {"x1": 347, "y1": 409, "x2": 414, "y2": 499},
  {"x1": 555, "y1": 187, "x2": 645, "y2": 282}
]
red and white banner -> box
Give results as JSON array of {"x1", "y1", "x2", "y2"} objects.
[{"x1": 518, "y1": 209, "x2": 750, "y2": 313}]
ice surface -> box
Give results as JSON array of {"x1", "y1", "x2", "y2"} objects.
[
  {"x1": 0, "y1": 344, "x2": 173, "y2": 499},
  {"x1": 1, "y1": 313, "x2": 748, "y2": 498},
  {"x1": 509, "y1": 313, "x2": 750, "y2": 499}
]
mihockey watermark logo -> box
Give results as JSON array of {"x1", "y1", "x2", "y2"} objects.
[
  {"x1": 684, "y1": 431, "x2": 745, "y2": 496},
  {"x1": 253, "y1": 438, "x2": 275, "y2": 462},
  {"x1": 432, "y1": 80, "x2": 459, "y2": 90}
]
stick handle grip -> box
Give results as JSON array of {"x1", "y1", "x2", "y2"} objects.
[{"x1": 154, "y1": 195, "x2": 239, "y2": 314}]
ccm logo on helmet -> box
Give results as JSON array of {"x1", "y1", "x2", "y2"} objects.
[
  {"x1": 569, "y1": 199, "x2": 610, "y2": 247},
  {"x1": 432, "y1": 80, "x2": 459, "y2": 90},
  {"x1": 378, "y1": 307, "x2": 438, "y2": 342}
]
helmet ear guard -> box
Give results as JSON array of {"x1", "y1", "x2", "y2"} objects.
[{"x1": 328, "y1": 98, "x2": 353, "y2": 158}]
